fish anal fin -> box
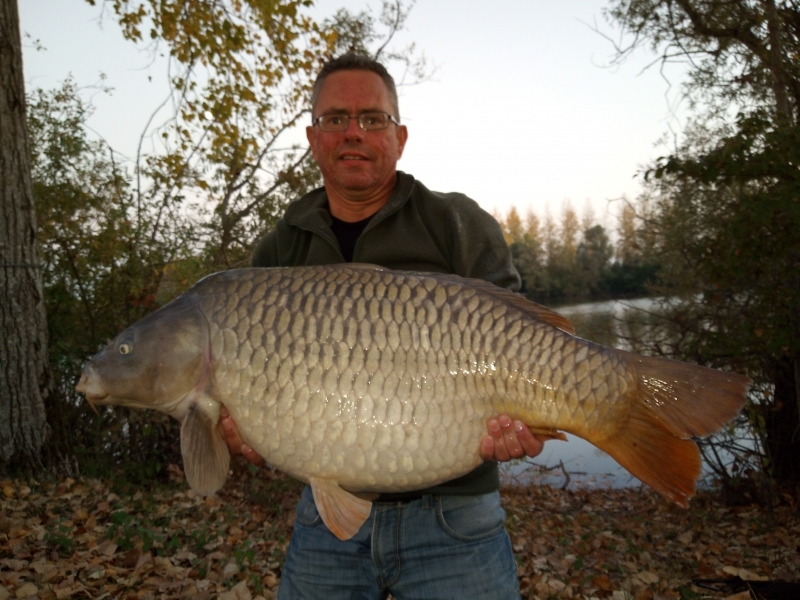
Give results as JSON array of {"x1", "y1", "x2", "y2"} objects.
[
  {"x1": 180, "y1": 397, "x2": 230, "y2": 496},
  {"x1": 309, "y1": 477, "x2": 373, "y2": 541},
  {"x1": 527, "y1": 427, "x2": 568, "y2": 442},
  {"x1": 594, "y1": 400, "x2": 701, "y2": 508}
]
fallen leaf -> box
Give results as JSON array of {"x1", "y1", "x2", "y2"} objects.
[
  {"x1": 15, "y1": 583, "x2": 38, "y2": 598},
  {"x1": 593, "y1": 574, "x2": 613, "y2": 591},
  {"x1": 95, "y1": 539, "x2": 117, "y2": 557},
  {"x1": 218, "y1": 580, "x2": 252, "y2": 600},
  {"x1": 134, "y1": 551, "x2": 152, "y2": 570},
  {"x1": 637, "y1": 571, "x2": 659, "y2": 584},
  {"x1": 116, "y1": 547, "x2": 141, "y2": 569}
]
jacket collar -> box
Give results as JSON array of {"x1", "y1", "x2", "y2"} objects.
[{"x1": 284, "y1": 171, "x2": 417, "y2": 234}]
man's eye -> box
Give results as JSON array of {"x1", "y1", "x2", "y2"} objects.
[{"x1": 327, "y1": 116, "x2": 345, "y2": 125}]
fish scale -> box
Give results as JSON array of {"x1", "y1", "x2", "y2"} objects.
[
  {"x1": 77, "y1": 264, "x2": 749, "y2": 540},
  {"x1": 198, "y1": 267, "x2": 627, "y2": 492}
]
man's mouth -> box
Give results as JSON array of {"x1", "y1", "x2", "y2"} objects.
[{"x1": 340, "y1": 153, "x2": 368, "y2": 161}]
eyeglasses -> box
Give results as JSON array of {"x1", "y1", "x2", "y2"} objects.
[{"x1": 312, "y1": 111, "x2": 400, "y2": 132}]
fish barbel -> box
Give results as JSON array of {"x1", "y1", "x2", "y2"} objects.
[{"x1": 76, "y1": 265, "x2": 749, "y2": 539}]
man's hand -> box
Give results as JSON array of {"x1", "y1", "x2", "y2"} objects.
[
  {"x1": 218, "y1": 406, "x2": 265, "y2": 467},
  {"x1": 480, "y1": 415, "x2": 545, "y2": 462}
]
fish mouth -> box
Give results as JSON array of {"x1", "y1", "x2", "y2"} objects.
[{"x1": 75, "y1": 372, "x2": 109, "y2": 412}]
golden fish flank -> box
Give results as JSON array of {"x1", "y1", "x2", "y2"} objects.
[{"x1": 76, "y1": 264, "x2": 749, "y2": 541}]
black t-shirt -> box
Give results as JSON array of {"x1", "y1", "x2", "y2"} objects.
[{"x1": 329, "y1": 214, "x2": 373, "y2": 262}]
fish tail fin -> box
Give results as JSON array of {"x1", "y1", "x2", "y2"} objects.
[{"x1": 595, "y1": 355, "x2": 750, "y2": 507}]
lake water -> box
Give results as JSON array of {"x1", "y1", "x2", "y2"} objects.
[{"x1": 500, "y1": 297, "x2": 669, "y2": 491}]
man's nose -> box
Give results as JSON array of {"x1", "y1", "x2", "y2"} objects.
[{"x1": 343, "y1": 116, "x2": 365, "y2": 138}]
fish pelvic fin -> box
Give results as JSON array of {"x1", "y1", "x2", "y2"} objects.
[
  {"x1": 527, "y1": 427, "x2": 568, "y2": 442},
  {"x1": 309, "y1": 477, "x2": 373, "y2": 541},
  {"x1": 180, "y1": 396, "x2": 230, "y2": 496},
  {"x1": 597, "y1": 355, "x2": 750, "y2": 507}
]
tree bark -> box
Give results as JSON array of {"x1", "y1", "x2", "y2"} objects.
[
  {"x1": 0, "y1": 0, "x2": 49, "y2": 470},
  {"x1": 767, "y1": 356, "x2": 800, "y2": 484},
  {"x1": 764, "y1": 0, "x2": 793, "y2": 123}
]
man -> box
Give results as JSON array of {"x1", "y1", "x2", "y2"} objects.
[{"x1": 220, "y1": 53, "x2": 545, "y2": 599}]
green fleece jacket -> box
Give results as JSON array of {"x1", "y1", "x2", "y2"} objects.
[{"x1": 251, "y1": 171, "x2": 521, "y2": 496}]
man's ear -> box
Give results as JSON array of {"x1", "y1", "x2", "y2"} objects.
[
  {"x1": 396, "y1": 124, "x2": 408, "y2": 159},
  {"x1": 306, "y1": 125, "x2": 318, "y2": 159}
]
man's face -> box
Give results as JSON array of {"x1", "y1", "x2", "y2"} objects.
[{"x1": 307, "y1": 70, "x2": 408, "y2": 200}]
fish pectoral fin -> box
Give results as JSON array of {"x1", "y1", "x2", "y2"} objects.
[
  {"x1": 309, "y1": 477, "x2": 372, "y2": 541},
  {"x1": 527, "y1": 427, "x2": 568, "y2": 442},
  {"x1": 180, "y1": 398, "x2": 230, "y2": 496}
]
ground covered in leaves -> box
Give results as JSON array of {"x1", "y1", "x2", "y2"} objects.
[{"x1": 1, "y1": 464, "x2": 798, "y2": 600}]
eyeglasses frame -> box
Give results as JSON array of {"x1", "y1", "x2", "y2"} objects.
[{"x1": 312, "y1": 111, "x2": 401, "y2": 132}]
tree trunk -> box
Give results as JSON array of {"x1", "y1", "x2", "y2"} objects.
[
  {"x1": 764, "y1": 0, "x2": 793, "y2": 124},
  {"x1": 766, "y1": 355, "x2": 800, "y2": 484},
  {"x1": 0, "y1": 0, "x2": 49, "y2": 470}
]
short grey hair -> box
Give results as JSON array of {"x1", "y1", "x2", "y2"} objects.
[{"x1": 310, "y1": 53, "x2": 400, "y2": 120}]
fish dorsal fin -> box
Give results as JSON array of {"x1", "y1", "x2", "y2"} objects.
[
  {"x1": 346, "y1": 264, "x2": 575, "y2": 335},
  {"x1": 180, "y1": 396, "x2": 230, "y2": 496},
  {"x1": 344, "y1": 262, "x2": 387, "y2": 271},
  {"x1": 430, "y1": 273, "x2": 575, "y2": 335},
  {"x1": 473, "y1": 283, "x2": 575, "y2": 335},
  {"x1": 309, "y1": 477, "x2": 373, "y2": 541}
]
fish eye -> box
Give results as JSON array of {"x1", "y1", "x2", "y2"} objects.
[{"x1": 119, "y1": 343, "x2": 132, "y2": 355}]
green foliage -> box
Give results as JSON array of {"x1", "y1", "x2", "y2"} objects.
[
  {"x1": 82, "y1": 0, "x2": 334, "y2": 268},
  {"x1": 604, "y1": 0, "x2": 800, "y2": 486},
  {"x1": 44, "y1": 520, "x2": 75, "y2": 557},
  {"x1": 84, "y1": 0, "x2": 427, "y2": 269},
  {"x1": 643, "y1": 115, "x2": 800, "y2": 484},
  {"x1": 27, "y1": 80, "x2": 188, "y2": 479},
  {"x1": 577, "y1": 225, "x2": 614, "y2": 297},
  {"x1": 33, "y1": 2, "x2": 426, "y2": 480}
]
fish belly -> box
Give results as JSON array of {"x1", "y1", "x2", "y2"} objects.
[{"x1": 198, "y1": 266, "x2": 633, "y2": 493}]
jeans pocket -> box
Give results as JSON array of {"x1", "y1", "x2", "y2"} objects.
[
  {"x1": 294, "y1": 486, "x2": 322, "y2": 528},
  {"x1": 435, "y1": 492, "x2": 506, "y2": 541}
]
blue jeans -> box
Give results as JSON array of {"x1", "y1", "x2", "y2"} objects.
[{"x1": 277, "y1": 486, "x2": 520, "y2": 600}]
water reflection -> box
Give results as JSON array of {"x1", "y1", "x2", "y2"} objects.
[{"x1": 557, "y1": 297, "x2": 663, "y2": 351}]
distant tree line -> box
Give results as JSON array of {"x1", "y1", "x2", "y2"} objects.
[{"x1": 495, "y1": 202, "x2": 660, "y2": 306}]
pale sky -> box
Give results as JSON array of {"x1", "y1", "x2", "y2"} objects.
[{"x1": 19, "y1": 0, "x2": 686, "y2": 231}]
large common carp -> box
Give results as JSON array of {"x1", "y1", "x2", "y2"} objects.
[{"x1": 76, "y1": 265, "x2": 748, "y2": 540}]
